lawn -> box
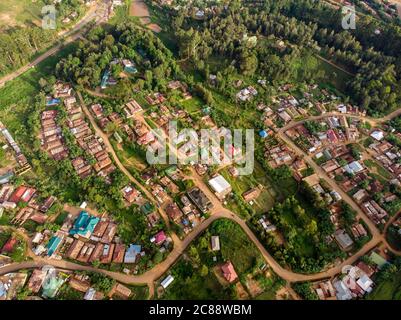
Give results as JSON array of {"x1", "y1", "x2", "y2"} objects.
[
  {"x1": 177, "y1": 97, "x2": 204, "y2": 116},
  {"x1": 127, "y1": 285, "x2": 149, "y2": 300},
  {"x1": 0, "y1": 148, "x2": 12, "y2": 167},
  {"x1": 364, "y1": 159, "x2": 392, "y2": 180}
]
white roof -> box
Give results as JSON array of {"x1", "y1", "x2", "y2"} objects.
[
  {"x1": 333, "y1": 280, "x2": 352, "y2": 300},
  {"x1": 211, "y1": 236, "x2": 220, "y2": 251},
  {"x1": 371, "y1": 130, "x2": 384, "y2": 141},
  {"x1": 208, "y1": 175, "x2": 231, "y2": 194},
  {"x1": 161, "y1": 275, "x2": 174, "y2": 289},
  {"x1": 344, "y1": 161, "x2": 364, "y2": 174},
  {"x1": 356, "y1": 275, "x2": 373, "y2": 291}
]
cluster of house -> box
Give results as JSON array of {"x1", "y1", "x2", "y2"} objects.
[
  {"x1": 368, "y1": 129, "x2": 401, "y2": 180},
  {"x1": 40, "y1": 110, "x2": 68, "y2": 160},
  {"x1": 0, "y1": 272, "x2": 27, "y2": 300},
  {"x1": 31, "y1": 210, "x2": 169, "y2": 271},
  {"x1": 301, "y1": 173, "x2": 365, "y2": 251},
  {"x1": 61, "y1": 10, "x2": 78, "y2": 24},
  {"x1": 263, "y1": 138, "x2": 312, "y2": 183},
  {"x1": 0, "y1": 183, "x2": 56, "y2": 224},
  {"x1": 54, "y1": 82, "x2": 116, "y2": 179},
  {"x1": 101, "y1": 58, "x2": 138, "y2": 89},
  {"x1": 287, "y1": 116, "x2": 360, "y2": 155},
  {"x1": 323, "y1": 154, "x2": 390, "y2": 226},
  {"x1": 165, "y1": 199, "x2": 203, "y2": 234},
  {"x1": 315, "y1": 250, "x2": 388, "y2": 300},
  {"x1": 286, "y1": 122, "x2": 395, "y2": 226},
  {"x1": 236, "y1": 86, "x2": 258, "y2": 102},
  {"x1": 1, "y1": 265, "x2": 135, "y2": 300},
  {"x1": 0, "y1": 121, "x2": 31, "y2": 175},
  {"x1": 167, "y1": 80, "x2": 192, "y2": 100},
  {"x1": 268, "y1": 95, "x2": 309, "y2": 125},
  {"x1": 91, "y1": 100, "x2": 157, "y2": 147}
]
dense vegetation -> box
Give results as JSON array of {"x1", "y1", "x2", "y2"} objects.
[
  {"x1": 165, "y1": 0, "x2": 401, "y2": 115},
  {"x1": 0, "y1": 0, "x2": 84, "y2": 77},
  {"x1": 250, "y1": 182, "x2": 345, "y2": 273}
]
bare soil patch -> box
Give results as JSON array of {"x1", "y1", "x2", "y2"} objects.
[
  {"x1": 140, "y1": 17, "x2": 151, "y2": 25},
  {"x1": 130, "y1": 0, "x2": 150, "y2": 17},
  {"x1": 147, "y1": 23, "x2": 162, "y2": 33}
]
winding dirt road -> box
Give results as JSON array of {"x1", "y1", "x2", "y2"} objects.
[{"x1": 2, "y1": 96, "x2": 401, "y2": 298}]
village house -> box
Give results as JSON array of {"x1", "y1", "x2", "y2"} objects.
[
  {"x1": 221, "y1": 261, "x2": 238, "y2": 283},
  {"x1": 165, "y1": 202, "x2": 184, "y2": 223}
]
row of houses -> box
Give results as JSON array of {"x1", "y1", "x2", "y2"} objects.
[
  {"x1": 316, "y1": 250, "x2": 389, "y2": 300},
  {"x1": 0, "y1": 121, "x2": 31, "y2": 175},
  {"x1": 57, "y1": 85, "x2": 116, "y2": 179},
  {"x1": 0, "y1": 184, "x2": 56, "y2": 216},
  {"x1": 40, "y1": 110, "x2": 68, "y2": 160},
  {"x1": 32, "y1": 210, "x2": 169, "y2": 270},
  {"x1": 369, "y1": 129, "x2": 401, "y2": 180}
]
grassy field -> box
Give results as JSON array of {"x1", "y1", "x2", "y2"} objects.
[
  {"x1": 364, "y1": 159, "x2": 393, "y2": 180},
  {"x1": 0, "y1": 42, "x2": 78, "y2": 110},
  {"x1": 158, "y1": 219, "x2": 284, "y2": 300},
  {"x1": 0, "y1": 0, "x2": 44, "y2": 30},
  {"x1": 315, "y1": 55, "x2": 354, "y2": 93},
  {"x1": 0, "y1": 41, "x2": 78, "y2": 147},
  {"x1": 220, "y1": 162, "x2": 277, "y2": 215},
  {"x1": 113, "y1": 141, "x2": 149, "y2": 173},
  {"x1": 367, "y1": 270, "x2": 401, "y2": 300}
]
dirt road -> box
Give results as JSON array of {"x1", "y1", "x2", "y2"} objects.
[{"x1": 0, "y1": 1, "x2": 109, "y2": 88}]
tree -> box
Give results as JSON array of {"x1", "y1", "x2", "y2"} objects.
[{"x1": 200, "y1": 265, "x2": 209, "y2": 277}]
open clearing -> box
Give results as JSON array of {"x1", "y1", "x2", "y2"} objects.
[
  {"x1": 129, "y1": 0, "x2": 150, "y2": 17},
  {"x1": 130, "y1": 0, "x2": 161, "y2": 32},
  {"x1": 0, "y1": 0, "x2": 43, "y2": 30}
]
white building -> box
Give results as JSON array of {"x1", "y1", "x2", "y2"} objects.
[
  {"x1": 161, "y1": 275, "x2": 174, "y2": 289},
  {"x1": 208, "y1": 175, "x2": 232, "y2": 200}
]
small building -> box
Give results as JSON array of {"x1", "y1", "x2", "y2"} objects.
[
  {"x1": 343, "y1": 161, "x2": 364, "y2": 175},
  {"x1": 221, "y1": 261, "x2": 238, "y2": 283},
  {"x1": 187, "y1": 188, "x2": 213, "y2": 213},
  {"x1": 27, "y1": 269, "x2": 47, "y2": 293},
  {"x1": 165, "y1": 202, "x2": 183, "y2": 223},
  {"x1": 208, "y1": 175, "x2": 232, "y2": 200},
  {"x1": 334, "y1": 229, "x2": 354, "y2": 251},
  {"x1": 211, "y1": 236, "x2": 220, "y2": 251},
  {"x1": 69, "y1": 211, "x2": 99, "y2": 239},
  {"x1": 112, "y1": 283, "x2": 132, "y2": 299},
  {"x1": 161, "y1": 275, "x2": 174, "y2": 289},
  {"x1": 242, "y1": 188, "x2": 261, "y2": 203},
  {"x1": 1, "y1": 237, "x2": 17, "y2": 254},
  {"x1": 152, "y1": 231, "x2": 167, "y2": 246},
  {"x1": 370, "y1": 130, "x2": 384, "y2": 141},
  {"x1": 46, "y1": 236, "x2": 62, "y2": 256},
  {"x1": 124, "y1": 244, "x2": 142, "y2": 264}
]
